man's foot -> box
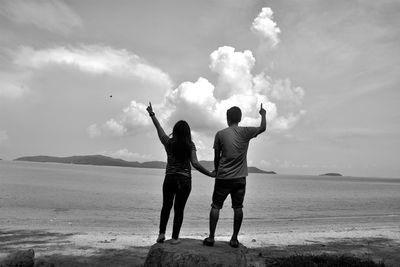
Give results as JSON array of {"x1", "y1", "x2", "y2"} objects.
[
  {"x1": 156, "y1": 233, "x2": 165, "y2": 243},
  {"x1": 203, "y1": 237, "x2": 215, "y2": 246},
  {"x1": 170, "y1": 238, "x2": 181, "y2": 245},
  {"x1": 229, "y1": 239, "x2": 239, "y2": 248}
]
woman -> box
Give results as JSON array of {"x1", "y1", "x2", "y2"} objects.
[{"x1": 146, "y1": 102, "x2": 214, "y2": 244}]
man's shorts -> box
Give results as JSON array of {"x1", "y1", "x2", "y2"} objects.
[{"x1": 211, "y1": 177, "x2": 246, "y2": 209}]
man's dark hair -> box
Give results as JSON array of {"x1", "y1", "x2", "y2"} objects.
[{"x1": 227, "y1": 106, "x2": 242, "y2": 124}]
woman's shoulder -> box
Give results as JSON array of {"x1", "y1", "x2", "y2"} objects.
[{"x1": 160, "y1": 134, "x2": 170, "y2": 146}]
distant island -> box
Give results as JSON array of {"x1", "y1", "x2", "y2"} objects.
[
  {"x1": 14, "y1": 155, "x2": 276, "y2": 174},
  {"x1": 320, "y1": 173, "x2": 343, "y2": 176}
]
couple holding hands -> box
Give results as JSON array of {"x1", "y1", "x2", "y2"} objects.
[{"x1": 146, "y1": 102, "x2": 266, "y2": 248}]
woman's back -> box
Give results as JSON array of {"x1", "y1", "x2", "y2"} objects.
[{"x1": 160, "y1": 134, "x2": 195, "y2": 178}]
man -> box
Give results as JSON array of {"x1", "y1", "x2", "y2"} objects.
[{"x1": 204, "y1": 104, "x2": 266, "y2": 248}]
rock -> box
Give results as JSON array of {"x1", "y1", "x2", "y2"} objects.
[
  {"x1": 34, "y1": 259, "x2": 54, "y2": 267},
  {"x1": 144, "y1": 238, "x2": 247, "y2": 267},
  {"x1": 0, "y1": 249, "x2": 34, "y2": 267}
]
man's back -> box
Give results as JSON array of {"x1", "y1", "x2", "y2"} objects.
[
  {"x1": 204, "y1": 104, "x2": 266, "y2": 247},
  {"x1": 214, "y1": 125, "x2": 259, "y2": 179}
]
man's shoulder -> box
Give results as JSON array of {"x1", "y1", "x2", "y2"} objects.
[
  {"x1": 216, "y1": 127, "x2": 230, "y2": 135},
  {"x1": 237, "y1": 126, "x2": 257, "y2": 130},
  {"x1": 237, "y1": 126, "x2": 259, "y2": 132}
]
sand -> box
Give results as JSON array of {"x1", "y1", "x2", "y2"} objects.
[{"x1": 1, "y1": 228, "x2": 399, "y2": 266}]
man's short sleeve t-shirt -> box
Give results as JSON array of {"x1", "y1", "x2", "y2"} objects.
[{"x1": 213, "y1": 126, "x2": 259, "y2": 179}]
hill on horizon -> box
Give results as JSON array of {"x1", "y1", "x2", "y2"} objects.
[{"x1": 14, "y1": 154, "x2": 276, "y2": 174}]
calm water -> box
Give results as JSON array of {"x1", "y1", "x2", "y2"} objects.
[{"x1": 1, "y1": 160, "x2": 399, "y2": 243}]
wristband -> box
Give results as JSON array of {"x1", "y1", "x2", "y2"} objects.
[{"x1": 149, "y1": 112, "x2": 155, "y2": 117}]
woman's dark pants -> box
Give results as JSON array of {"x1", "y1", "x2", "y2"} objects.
[{"x1": 159, "y1": 174, "x2": 191, "y2": 239}]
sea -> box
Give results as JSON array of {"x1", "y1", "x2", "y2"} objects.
[{"x1": 1, "y1": 160, "x2": 399, "y2": 247}]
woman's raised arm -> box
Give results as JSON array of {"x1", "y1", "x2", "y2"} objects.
[{"x1": 147, "y1": 102, "x2": 167, "y2": 143}]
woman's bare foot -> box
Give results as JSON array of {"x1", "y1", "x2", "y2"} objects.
[
  {"x1": 156, "y1": 233, "x2": 165, "y2": 243},
  {"x1": 203, "y1": 237, "x2": 215, "y2": 246},
  {"x1": 229, "y1": 239, "x2": 239, "y2": 248}
]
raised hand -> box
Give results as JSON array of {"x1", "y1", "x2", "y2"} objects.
[
  {"x1": 146, "y1": 102, "x2": 154, "y2": 116},
  {"x1": 259, "y1": 103, "x2": 266, "y2": 116}
]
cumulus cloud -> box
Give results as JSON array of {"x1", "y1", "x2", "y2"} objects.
[
  {"x1": 92, "y1": 45, "x2": 306, "y2": 138},
  {"x1": 0, "y1": 0, "x2": 82, "y2": 34},
  {"x1": 251, "y1": 7, "x2": 281, "y2": 48},
  {"x1": 0, "y1": 130, "x2": 8, "y2": 145},
  {"x1": 270, "y1": 79, "x2": 305, "y2": 106},
  {"x1": 210, "y1": 46, "x2": 255, "y2": 99},
  {"x1": 89, "y1": 101, "x2": 151, "y2": 137},
  {"x1": 165, "y1": 46, "x2": 305, "y2": 133},
  {"x1": 90, "y1": 8, "x2": 303, "y2": 141},
  {"x1": 12, "y1": 45, "x2": 173, "y2": 88},
  {"x1": 165, "y1": 78, "x2": 221, "y2": 130}
]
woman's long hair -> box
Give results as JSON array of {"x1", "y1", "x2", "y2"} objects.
[{"x1": 168, "y1": 120, "x2": 193, "y2": 160}]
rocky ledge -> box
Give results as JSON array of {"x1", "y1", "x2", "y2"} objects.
[
  {"x1": 0, "y1": 249, "x2": 54, "y2": 267},
  {"x1": 144, "y1": 238, "x2": 247, "y2": 267}
]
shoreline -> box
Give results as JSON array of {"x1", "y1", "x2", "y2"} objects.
[{"x1": 1, "y1": 228, "x2": 400, "y2": 266}]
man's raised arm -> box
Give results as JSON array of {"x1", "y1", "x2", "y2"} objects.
[{"x1": 258, "y1": 103, "x2": 267, "y2": 134}]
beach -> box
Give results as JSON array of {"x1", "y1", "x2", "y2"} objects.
[
  {"x1": 1, "y1": 161, "x2": 400, "y2": 265},
  {"x1": 1, "y1": 228, "x2": 399, "y2": 266}
]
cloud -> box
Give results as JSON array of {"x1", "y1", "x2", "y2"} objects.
[
  {"x1": 0, "y1": 130, "x2": 8, "y2": 145},
  {"x1": 0, "y1": 72, "x2": 29, "y2": 98},
  {"x1": 0, "y1": 0, "x2": 82, "y2": 34},
  {"x1": 272, "y1": 111, "x2": 307, "y2": 131},
  {"x1": 251, "y1": 7, "x2": 281, "y2": 48},
  {"x1": 89, "y1": 101, "x2": 151, "y2": 137},
  {"x1": 2, "y1": 45, "x2": 173, "y2": 100},
  {"x1": 13, "y1": 45, "x2": 173, "y2": 88},
  {"x1": 89, "y1": 8, "x2": 304, "y2": 142},
  {"x1": 161, "y1": 46, "x2": 305, "y2": 133},
  {"x1": 210, "y1": 46, "x2": 255, "y2": 99},
  {"x1": 102, "y1": 148, "x2": 152, "y2": 162},
  {"x1": 92, "y1": 46, "x2": 306, "y2": 138},
  {"x1": 165, "y1": 77, "x2": 221, "y2": 131},
  {"x1": 88, "y1": 124, "x2": 101, "y2": 138}
]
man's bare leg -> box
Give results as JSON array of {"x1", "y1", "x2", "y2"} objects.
[
  {"x1": 230, "y1": 208, "x2": 243, "y2": 247},
  {"x1": 209, "y1": 207, "x2": 220, "y2": 240},
  {"x1": 204, "y1": 207, "x2": 220, "y2": 245}
]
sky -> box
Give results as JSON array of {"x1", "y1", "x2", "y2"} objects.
[{"x1": 0, "y1": 0, "x2": 399, "y2": 178}]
